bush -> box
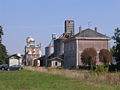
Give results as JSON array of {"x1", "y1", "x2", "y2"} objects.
[
  {"x1": 81, "y1": 48, "x2": 97, "y2": 67},
  {"x1": 99, "y1": 49, "x2": 112, "y2": 65},
  {"x1": 95, "y1": 65, "x2": 108, "y2": 74}
]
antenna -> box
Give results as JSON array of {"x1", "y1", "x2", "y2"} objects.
[{"x1": 88, "y1": 21, "x2": 92, "y2": 28}]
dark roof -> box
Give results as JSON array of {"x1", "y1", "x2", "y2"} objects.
[
  {"x1": 8, "y1": 54, "x2": 21, "y2": 59},
  {"x1": 73, "y1": 28, "x2": 110, "y2": 39},
  {"x1": 58, "y1": 36, "x2": 67, "y2": 40},
  {"x1": 37, "y1": 55, "x2": 45, "y2": 60},
  {"x1": 48, "y1": 57, "x2": 64, "y2": 61}
]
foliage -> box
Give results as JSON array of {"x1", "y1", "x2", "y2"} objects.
[
  {"x1": 110, "y1": 46, "x2": 116, "y2": 57},
  {"x1": 99, "y1": 49, "x2": 112, "y2": 65},
  {"x1": 95, "y1": 65, "x2": 108, "y2": 74},
  {"x1": 0, "y1": 44, "x2": 7, "y2": 64},
  {"x1": 0, "y1": 26, "x2": 7, "y2": 64},
  {"x1": 81, "y1": 48, "x2": 97, "y2": 67},
  {"x1": 112, "y1": 28, "x2": 120, "y2": 63},
  {"x1": 0, "y1": 26, "x2": 4, "y2": 44}
]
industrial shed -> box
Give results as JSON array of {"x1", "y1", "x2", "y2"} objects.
[{"x1": 48, "y1": 57, "x2": 64, "y2": 67}]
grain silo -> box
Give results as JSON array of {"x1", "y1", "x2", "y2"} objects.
[
  {"x1": 45, "y1": 33, "x2": 56, "y2": 66},
  {"x1": 54, "y1": 36, "x2": 67, "y2": 57},
  {"x1": 25, "y1": 37, "x2": 41, "y2": 66}
]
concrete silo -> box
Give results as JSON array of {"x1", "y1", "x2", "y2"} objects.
[
  {"x1": 45, "y1": 33, "x2": 56, "y2": 66},
  {"x1": 45, "y1": 46, "x2": 54, "y2": 57},
  {"x1": 54, "y1": 36, "x2": 67, "y2": 57}
]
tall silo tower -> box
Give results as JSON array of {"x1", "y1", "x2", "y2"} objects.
[
  {"x1": 45, "y1": 33, "x2": 56, "y2": 66},
  {"x1": 65, "y1": 20, "x2": 74, "y2": 36},
  {"x1": 25, "y1": 37, "x2": 41, "y2": 66}
]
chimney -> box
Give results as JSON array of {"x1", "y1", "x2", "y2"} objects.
[
  {"x1": 94, "y1": 27, "x2": 97, "y2": 32},
  {"x1": 79, "y1": 26, "x2": 82, "y2": 33}
]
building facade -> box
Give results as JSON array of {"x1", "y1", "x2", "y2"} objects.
[
  {"x1": 48, "y1": 57, "x2": 64, "y2": 67},
  {"x1": 8, "y1": 54, "x2": 22, "y2": 66},
  {"x1": 25, "y1": 37, "x2": 41, "y2": 66},
  {"x1": 64, "y1": 27, "x2": 111, "y2": 68}
]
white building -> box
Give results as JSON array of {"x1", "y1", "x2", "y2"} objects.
[
  {"x1": 25, "y1": 37, "x2": 42, "y2": 66},
  {"x1": 8, "y1": 54, "x2": 22, "y2": 66}
]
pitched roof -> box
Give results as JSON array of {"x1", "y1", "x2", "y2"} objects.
[
  {"x1": 48, "y1": 57, "x2": 64, "y2": 61},
  {"x1": 72, "y1": 28, "x2": 111, "y2": 39},
  {"x1": 8, "y1": 54, "x2": 21, "y2": 59}
]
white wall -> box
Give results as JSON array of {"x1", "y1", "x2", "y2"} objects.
[{"x1": 9, "y1": 58, "x2": 19, "y2": 66}]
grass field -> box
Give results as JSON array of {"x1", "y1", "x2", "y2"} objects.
[{"x1": 0, "y1": 70, "x2": 119, "y2": 90}]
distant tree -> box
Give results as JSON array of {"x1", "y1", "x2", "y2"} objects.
[
  {"x1": 99, "y1": 49, "x2": 112, "y2": 65},
  {"x1": 0, "y1": 44, "x2": 7, "y2": 64},
  {"x1": 81, "y1": 48, "x2": 97, "y2": 68},
  {"x1": 0, "y1": 26, "x2": 7, "y2": 64},
  {"x1": 112, "y1": 28, "x2": 120, "y2": 64},
  {"x1": 0, "y1": 26, "x2": 4, "y2": 44}
]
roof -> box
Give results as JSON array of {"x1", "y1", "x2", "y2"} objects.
[
  {"x1": 8, "y1": 54, "x2": 21, "y2": 59},
  {"x1": 48, "y1": 57, "x2": 64, "y2": 61},
  {"x1": 36, "y1": 55, "x2": 45, "y2": 60},
  {"x1": 65, "y1": 20, "x2": 74, "y2": 22},
  {"x1": 58, "y1": 36, "x2": 67, "y2": 40},
  {"x1": 72, "y1": 28, "x2": 111, "y2": 40}
]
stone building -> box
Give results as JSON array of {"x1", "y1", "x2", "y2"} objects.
[
  {"x1": 25, "y1": 37, "x2": 41, "y2": 66},
  {"x1": 64, "y1": 27, "x2": 111, "y2": 68}
]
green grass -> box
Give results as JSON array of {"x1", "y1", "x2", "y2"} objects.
[{"x1": 0, "y1": 70, "x2": 119, "y2": 90}]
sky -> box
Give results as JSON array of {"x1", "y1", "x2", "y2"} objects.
[{"x1": 0, "y1": 0, "x2": 120, "y2": 55}]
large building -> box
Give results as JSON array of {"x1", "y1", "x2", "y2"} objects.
[
  {"x1": 44, "y1": 20, "x2": 111, "y2": 68},
  {"x1": 64, "y1": 27, "x2": 111, "y2": 68},
  {"x1": 25, "y1": 37, "x2": 41, "y2": 66},
  {"x1": 45, "y1": 20, "x2": 75, "y2": 67}
]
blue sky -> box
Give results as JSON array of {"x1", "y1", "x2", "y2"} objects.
[{"x1": 0, "y1": 0, "x2": 120, "y2": 55}]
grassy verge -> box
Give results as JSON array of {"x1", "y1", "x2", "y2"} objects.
[
  {"x1": 25, "y1": 67, "x2": 120, "y2": 88},
  {"x1": 0, "y1": 70, "x2": 119, "y2": 90}
]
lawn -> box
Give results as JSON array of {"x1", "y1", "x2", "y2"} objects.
[{"x1": 0, "y1": 70, "x2": 119, "y2": 90}]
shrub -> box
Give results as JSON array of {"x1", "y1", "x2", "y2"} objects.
[
  {"x1": 81, "y1": 48, "x2": 97, "y2": 70},
  {"x1": 95, "y1": 65, "x2": 108, "y2": 74},
  {"x1": 99, "y1": 49, "x2": 112, "y2": 65}
]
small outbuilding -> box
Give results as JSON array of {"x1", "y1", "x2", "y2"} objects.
[
  {"x1": 48, "y1": 57, "x2": 64, "y2": 67},
  {"x1": 8, "y1": 54, "x2": 22, "y2": 66}
]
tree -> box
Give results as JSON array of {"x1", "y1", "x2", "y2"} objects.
[
  {"x1": 0, "y1": 44, "x2": 7, "y2": 64},
  {"x1": 99, "y1": 49, "x2": 112, "y2": 65},
  {"x1": 0, "y1": 26, "x2": 7, "y2": 64},
  {"x1": 112, "y1": 28, "x2": 120, "y2": 64},
  {"x1": 110, "y1": 46, "x2": 116, "y2": 57},
  {"x1": 81, "y1": 48, "x2": 97, "y2": 68},
  {"x1": 0, "y1": 26, "x2": 4, "y2": 44}
]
